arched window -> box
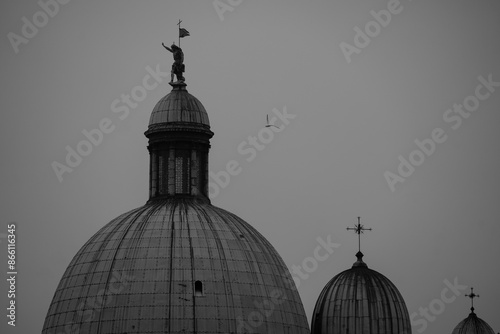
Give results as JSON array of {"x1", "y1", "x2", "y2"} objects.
[
  {"x1": 194, "y1": 280, "x2": 203, "y2": 297},
  {"x1": 175, "y1": 150, "x2": 190, "y2": 194}
]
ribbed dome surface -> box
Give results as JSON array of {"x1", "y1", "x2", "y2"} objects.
[
  {"x1": 149, "y1": 85, "x2": 210, "y2": 127},
  {"x1": 311, "y1": 253, "x2": 411, "y2": 334},
  {"x1": 42, "y1": 199, "x2": 310, "y2": 334},
  {"x1": 452, "y1": 311, "x2": 495, "y2": 334}
]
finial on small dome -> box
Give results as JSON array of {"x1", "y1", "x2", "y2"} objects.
[
  {"x1": 347, "y1": 216, "x2": 372, "y2": 252},
  {"x1": 347, "y1": 217, "x2": 372, "y2": 268},
  {"x1": 465, "y1": 287, "x2": 479, "y2": 314},
  {"x1": 352, "y1": 251, "x2": 367, "y2": 268}
]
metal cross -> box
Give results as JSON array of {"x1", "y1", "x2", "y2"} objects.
[
  {"x1": 346, "y1": 217, "x2": 372, "y2": 252},
  {"x1": 465, "y1": 287, "x2": 479, "y2": 311}
]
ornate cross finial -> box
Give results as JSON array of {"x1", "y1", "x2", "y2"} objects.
[
  {"x1": 465, "y1": 287, "x2": 479, "y2": 312},
  {"x1": 346, "y1": 217, "x2": 372, "y2": 252}
]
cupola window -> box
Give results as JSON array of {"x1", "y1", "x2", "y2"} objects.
[{"x1": 175, "y1": 150, "x2": 190, "y2": 194}]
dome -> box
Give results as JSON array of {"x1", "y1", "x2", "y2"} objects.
[
  {"x1": 42, "y1": 199, "x2": 310, "y2": 333},
  {"x1": 311, "y1": 252, "x2": 411, "y2": 334},
  {"x1": 148, "y1": 83, "x2": 210, "y2": 128},
  {"x1": 451, "y1": 310, "x2": 495, "y2": 334}
]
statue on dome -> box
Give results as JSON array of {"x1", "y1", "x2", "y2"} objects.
[{"x1": 162, "y1": 42, "x2": 185, "y2": 83}]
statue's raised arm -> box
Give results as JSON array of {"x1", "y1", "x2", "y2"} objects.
[{"x1": 162, "y1": 42, "x2": 173, "y2": 53}]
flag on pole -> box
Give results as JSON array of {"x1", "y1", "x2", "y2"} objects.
[{"x1": 179, "y1": 28, "x2": 190, "y2": 38}]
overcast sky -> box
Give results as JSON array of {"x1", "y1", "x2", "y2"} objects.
[{"x1": 1, "y1": 1, "x2": 500, "y2": 333}]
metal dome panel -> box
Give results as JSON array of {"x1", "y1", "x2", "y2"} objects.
[
  {"x1": 42, "y1": 199, "x2": 310, "y2": 334},
  {"x1": 311, "y1": 258, "x2": 412, "y2": 334},
  {"x1": 149, "y1": 86, "x2": 210, "y2": 127},
  {"x1": 452, "y1": 312, "x2": 495, "y2": 334}
]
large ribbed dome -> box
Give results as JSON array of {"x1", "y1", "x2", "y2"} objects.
[
  {"x1": 149, "y1": 84, "x2": 210, "y2": 127},
  {"x1": 451, "y1": 310, "x2": 495, "y2": 334},
  {"x1": 44, "y1": 69, "x2": 310, "y2": 332},
  {"x1": 311, "y1": 252, "x2": 411, "y2": 334},
  {"x1": 42, "y1": 199, "x2": 310, "y2": 333}
]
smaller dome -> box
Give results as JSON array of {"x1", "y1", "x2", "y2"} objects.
[
  {"x1": 148, "y1": 83, "x2": 210, "y2": 128},
  {"x1": 311, "y1": 252, "x2": 412, "y2": 334},
  {"x1": 452, "y1": 310, "x2": 495, "y2": 334}
]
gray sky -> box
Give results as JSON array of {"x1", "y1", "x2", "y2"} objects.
[{"x1": 1, "y1": 1, "x2": 499, "y2": 333}]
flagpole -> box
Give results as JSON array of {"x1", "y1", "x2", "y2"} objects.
[{"x1": 177, "y1": 19, "x2": 182, "y2": 47}]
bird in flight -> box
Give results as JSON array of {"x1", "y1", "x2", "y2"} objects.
[{"x1": 265, "y1": 114, "x2": 281, "y2": 129}]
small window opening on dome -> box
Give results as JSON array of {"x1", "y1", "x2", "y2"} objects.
[{"x1": 194, "y1": 280, "x2": 203, "y2": 297}]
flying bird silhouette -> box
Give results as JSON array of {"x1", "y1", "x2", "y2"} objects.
[{"x1": 265, "y1": 114, "x2": 280, "y2": 129}]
